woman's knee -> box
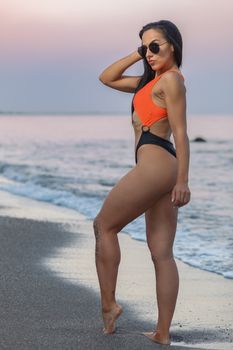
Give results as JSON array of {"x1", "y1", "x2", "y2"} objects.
[
  {"x1": 148, "y1": 242, "x2": 174, "y2": 264},
  {"x1": 93, "y1": 214, "x2": 120, "y2": 236}
]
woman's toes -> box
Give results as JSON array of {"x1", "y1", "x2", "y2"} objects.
[{"x1": 102, "y1": 304, "x2": 123, "y2": 334}]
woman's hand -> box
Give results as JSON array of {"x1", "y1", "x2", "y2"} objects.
[
  {"x1": 137, "y1": 46, "x2": 144, "y2": 58},
  {"x1": 171, "y1": 182, "x2": 191, "y2": 208}
]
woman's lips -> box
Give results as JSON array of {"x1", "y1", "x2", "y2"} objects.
[{"x1": 148, "y1": 61, "x2": 155, "y2": 65}]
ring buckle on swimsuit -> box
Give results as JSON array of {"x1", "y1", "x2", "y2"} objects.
[{"x1": 141, "y1": 125, "x2": 150, "y2": 132}]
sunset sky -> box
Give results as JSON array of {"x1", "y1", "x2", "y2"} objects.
[{"x1": 0, "y1": 0, "x2": 232, "y2": 114}]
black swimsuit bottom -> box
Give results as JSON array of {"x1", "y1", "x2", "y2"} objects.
[{"x1": 135, "y1": 129, "x2": 177, "y2": 164}]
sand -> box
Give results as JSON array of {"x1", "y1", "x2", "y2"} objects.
[{"x1": 0, "y1": 190, "x2": 232, "y2": 349}]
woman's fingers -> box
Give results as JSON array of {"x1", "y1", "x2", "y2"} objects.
[
  {"x1": 172, "y1": 189, "x2": 180, "y2": 207},
  {"x1": 183, "y1": 190, "x2": 191, "y2": 205},
  {"x1": 172, "y1": 186, "x2": 191, "y2": 207}
]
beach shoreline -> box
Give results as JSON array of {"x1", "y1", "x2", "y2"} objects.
[{"x1": 0, "y1": 190, "x2": 233, "y2": 349}]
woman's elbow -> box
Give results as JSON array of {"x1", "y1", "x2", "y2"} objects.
[
  {"x1": 99, "y1": 74, "x2": 105, "y2": 83},
  {"x1": 98, "y1": 74, "x2": 110, "y2": 85}
]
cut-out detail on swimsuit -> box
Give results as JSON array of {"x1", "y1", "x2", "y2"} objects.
[{"x1": 132, "y1": 69, "x2": 185, "y2": 164}]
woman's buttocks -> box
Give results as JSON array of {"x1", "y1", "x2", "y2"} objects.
[{"x1": 136, "y1": 144, "x2": 178, "y2": 186}]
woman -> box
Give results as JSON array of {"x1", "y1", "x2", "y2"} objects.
[{"x1": 93, "y1": 20, "x2": 191, "y2": 346}]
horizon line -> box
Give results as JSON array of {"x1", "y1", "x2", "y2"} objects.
[{"x1": 0, "y1": 111, "x2": 232, "y2": 117}]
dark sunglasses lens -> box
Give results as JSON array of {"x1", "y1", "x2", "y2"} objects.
[
  {"x1": 149, "y1": 42, "x2": 160, "y2": 54},
  {"x1": 138, "y1": 42, "x2": 160, "y2": 58}
]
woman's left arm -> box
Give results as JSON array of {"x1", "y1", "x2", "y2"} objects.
[{"x1": 163, "y1": 72, "x2": 191, "y2": 207}]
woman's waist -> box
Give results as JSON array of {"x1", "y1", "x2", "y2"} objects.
[{"x1": 134, "y1": 128, "x2": 173, "y2": 145}]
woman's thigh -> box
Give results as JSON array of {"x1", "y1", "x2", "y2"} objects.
[
  {"x1": 145, "y1": 190, "x2": 179, "y2": 259},
  {"x1": 96, "y1": 152, "x2": 177, "y2": 234}
]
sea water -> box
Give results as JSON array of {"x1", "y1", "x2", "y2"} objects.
[{"x1": 0, "y1": 114, "x2": 232, "y2": 279}]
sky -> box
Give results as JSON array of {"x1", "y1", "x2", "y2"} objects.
[{"x1": 0, "y1": 0, "x2": 233, "y2": 115}]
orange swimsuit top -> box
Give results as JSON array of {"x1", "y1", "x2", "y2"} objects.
[{"x1": 133, "y1": 69, "x2": 185, "y2": 127}]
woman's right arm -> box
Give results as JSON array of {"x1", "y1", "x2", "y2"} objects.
[{"x1": 99, "y1": 50, "x2": 143, "y2": 93}]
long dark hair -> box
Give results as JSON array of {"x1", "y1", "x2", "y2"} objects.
[{"x1": 131, "y1": 20, "x2": 183, "y2": 116}]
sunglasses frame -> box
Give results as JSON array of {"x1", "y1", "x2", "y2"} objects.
[{"x1": 138, "y1": 41, "x2": 168, "y2": 58}]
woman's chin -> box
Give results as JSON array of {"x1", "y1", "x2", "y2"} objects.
[{"x1": 151, "y1": 63, "x2": 160, "y2": 71}]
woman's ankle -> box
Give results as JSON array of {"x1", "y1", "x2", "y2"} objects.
[
  {"x1": 102, "y1": 301, "x2": 118, "y2": 313},
  {"x1": 155, "y1": 327, "x2": 170, "y2": 336}
]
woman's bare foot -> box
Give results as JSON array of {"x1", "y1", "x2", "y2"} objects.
[
  {"x1": 102, "y1": 304, "x2": 123, "y2": 334},
  {"x1": 143, "y1": 330, "x2": 171, "y2": 345}
]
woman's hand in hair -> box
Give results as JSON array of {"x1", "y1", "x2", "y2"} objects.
[{"x1": 137, "y1": 46, "x2": 144, "y2": 59}]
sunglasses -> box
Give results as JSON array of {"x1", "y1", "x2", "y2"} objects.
[{"x1": 137, "y1": 41, "x2": 168, "y2": 58}]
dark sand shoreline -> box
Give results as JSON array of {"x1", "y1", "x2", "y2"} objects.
[{"x1": 0, "y1": 215, "x2": 207, "y2": 350}]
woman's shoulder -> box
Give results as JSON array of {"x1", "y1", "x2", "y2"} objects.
[
  {"x1": 160, "y1": 69, "x2": 186, "y2": 94},
  {"x1": 160, "y1": 69, "x2": 185, "y2": 81}
]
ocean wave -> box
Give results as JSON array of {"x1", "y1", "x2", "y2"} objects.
[{"x1": 0, "y1": 173, "x2": 232, "y2": 281}]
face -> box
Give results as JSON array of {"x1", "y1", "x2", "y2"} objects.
[{"x1": 141, "y1": 28, "x2": 175, "y2": 71}]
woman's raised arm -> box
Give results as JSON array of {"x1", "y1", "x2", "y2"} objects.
[{"x1": 99, "y1": 50, "x2": 142, "y2": 93}]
